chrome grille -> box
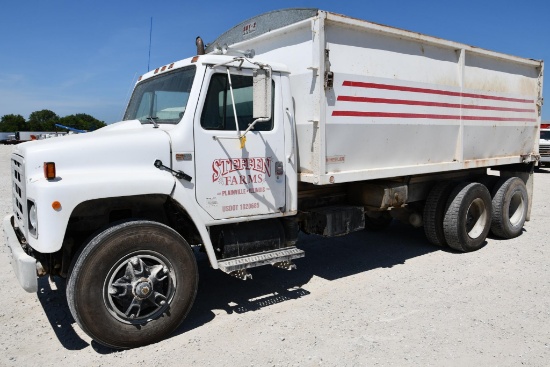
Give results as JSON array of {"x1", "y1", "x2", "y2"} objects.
[
  {"x1": 11, "y1": 155, "x2": 26, "y2": 231},
  {"x1": 540, "y1": 145, "x2": 550, "y2": 158}
]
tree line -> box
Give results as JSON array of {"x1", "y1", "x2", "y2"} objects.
[{"x1": 0, "y1": 109, "x2": 106, "y2": 133}]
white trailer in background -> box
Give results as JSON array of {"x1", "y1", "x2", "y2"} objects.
[
  {"x1": 3, "y1": 9, "x2": 543, "y2": 348},
  {"x1": 0, "y1": 131, "x2": 67, "y2": 144}
]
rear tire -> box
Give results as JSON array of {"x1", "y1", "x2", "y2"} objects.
[
  {"x1": 423, "y1": 181, "x2": 455, "y2": 246},
  {"x1": 443, "y1": 182, "x2": 492, "y2": 252},
  {"x1": 491, "y1": 177, "x2": 528, "y2": 239},
  {"x1": 67, "y1": 220, "x2": 198, "y2": 349}
]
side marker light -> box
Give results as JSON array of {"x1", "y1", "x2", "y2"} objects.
[{"x1": 44, "y1": 162, "x2": 56, "y2": 180}]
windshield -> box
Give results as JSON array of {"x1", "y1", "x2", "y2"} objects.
[
  {"x1": 541, "y1": 131, "x2": 550, "y2": 140},
  {"x1": 124, "y1": 66, "x2": 196, "y2": 125}
]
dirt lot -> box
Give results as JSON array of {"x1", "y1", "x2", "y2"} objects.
[{"x1": 0, "y1": 143, "x2": 549, "y2": 366}]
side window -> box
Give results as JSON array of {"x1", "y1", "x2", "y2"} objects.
[{"x1": 201, "y1": 73, "x2": 274, "y2": 131}]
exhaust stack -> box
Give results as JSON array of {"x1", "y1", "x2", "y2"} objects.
[{"x1": 196, "y1": 37, "x2": 205, "y2": 55}]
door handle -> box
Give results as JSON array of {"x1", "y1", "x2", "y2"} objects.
[{"x1": 276, "y1": 161, "x2": 284, "y2": 177}]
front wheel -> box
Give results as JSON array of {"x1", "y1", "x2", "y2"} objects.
[{"x1": 67, "y1": 220, "x2": 198, "y2": 349}]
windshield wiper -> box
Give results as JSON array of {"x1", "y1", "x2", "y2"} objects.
[{"x1": 146, "y1": 116, "x2": 159, "y2": 128}]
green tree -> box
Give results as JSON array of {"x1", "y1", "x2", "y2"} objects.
[
  {"x1": 0, "y1": 114, "x2": 26, "y2": 132},
  {"x1": 28, "y1": 109, "x2": 59, "y2": 131},
  {"x1": 1, "y1": 110, "x2": 106, "y2": 133}
]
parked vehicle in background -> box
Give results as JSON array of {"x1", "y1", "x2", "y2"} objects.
[
  {"x1": 539, "y1": 122, "x2": 550, "y2": 167},
  {"x1": 2, "y1": 8, "x2": 543, "y2": 348},
  {"x1": 36, "y1": 132, "x2": 68, "y2": 140},
  {"x1": 0, "y1": 133, "x2": 12, "y2": 144},
  {"x1": 0, "y1": 133, "x2": 17, "y2": 145},
  {"x1": 0, "y1": 131, "x2": 66, "y2": 144}
]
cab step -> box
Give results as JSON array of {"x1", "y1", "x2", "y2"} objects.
[{"x1": 217, "y1": 247, "x2": 305, "y2": 274}]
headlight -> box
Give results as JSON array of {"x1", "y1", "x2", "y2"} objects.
[{"x1": 29, "y1": 203, "x2": 38, "y2": 229}]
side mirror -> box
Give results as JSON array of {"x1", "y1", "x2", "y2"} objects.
[{"x1": 252, "y1": 68, "x2": 272, "y2": 119}]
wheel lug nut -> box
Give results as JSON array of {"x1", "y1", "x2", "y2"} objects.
[
  {"x1": 108, "y1": 287, "x2": 117, "y2": 295},
  {"x1": 162, "y1": 266, "x2": 168, "y2": 274},
  {"x1": 131, "y1": 257, "x2": 139, "y2": 266},
  {"x1": 160, "y1": 300, "x2": 166, "y2": 306}
]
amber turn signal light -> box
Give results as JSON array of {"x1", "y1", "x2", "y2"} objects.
[
  {"x1": 52, "y1": 201, "x2": 62, "y2": 210},
  {"x1": 44, "y1": 162, "x2": 56, "y2": 180}
]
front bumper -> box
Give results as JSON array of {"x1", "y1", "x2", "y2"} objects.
[
  {"x1": 2, "y1": 214, "x2": 38, "y2": 292},
  {"x1": 540, "y1": 145, "x2": 550, "y2": 163}
]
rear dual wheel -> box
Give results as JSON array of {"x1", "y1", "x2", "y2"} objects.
[
  {"x1": 67, "y1": 220, "x2": 198, "y2": 349},
  {"x1": 423, "y1": 181, "x2": 456, "y2": 246},
  {"x1": 424, "y1": 177, "x2": 528, "y2": 252},
  {"x1": 491, "y1": 177, "x2": 528, "y2": 239},
  {"x1": 443, "y1": 182, "x2": 492, "y2": 252}
]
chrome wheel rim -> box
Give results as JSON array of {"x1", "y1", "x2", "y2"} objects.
[
  {"x1": 466, "y1": 198, "x2": 488, "y2": 239},
  {"x1": 508, "y1": 190, "x2": 525, "y2": 227},
  {"x1": 103, "y1": 251, "x2": 176, "y2": 324}
]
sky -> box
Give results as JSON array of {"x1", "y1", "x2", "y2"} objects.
[{"x1": 1, "y1": 0, "x2": 549, "y2": 124}]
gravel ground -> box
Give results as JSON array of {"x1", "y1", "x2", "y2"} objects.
[{"x1": 0, "y1": 143, "x2": 549, "y2": 366}]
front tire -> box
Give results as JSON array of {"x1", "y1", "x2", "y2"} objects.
[{"x1": 67, "y1": 220, "x2": 198, "y2": 349}]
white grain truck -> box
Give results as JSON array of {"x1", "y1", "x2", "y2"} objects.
[{"x1": 3, "y1": 9, "x2": 543, "y2": 348}]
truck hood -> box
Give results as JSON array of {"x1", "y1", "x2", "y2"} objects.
[
  {"x1": 13, "y1": 121, "x2": 172, "y2": 182},
  {"x1": 93, "y1": 119, "x2": 143, "y2": 133}
]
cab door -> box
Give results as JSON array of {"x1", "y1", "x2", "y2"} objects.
[{"x1": 193, "y1": 67, "x2": 286, "y2": 220}]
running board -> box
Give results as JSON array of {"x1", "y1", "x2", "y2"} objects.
[{"x1": 217, "y1": 247, "x2": 305, "y2": 274}]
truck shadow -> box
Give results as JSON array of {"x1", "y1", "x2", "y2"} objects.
[
  {"x1": 36, "y1": 277, "x2": 88, "y2": 351},
  {"x1": 173, "y1": 220, "x2": 439, "y2": 338},
  {"x1": 36, "y1": 221, "x2": 441, "y2": 352}
]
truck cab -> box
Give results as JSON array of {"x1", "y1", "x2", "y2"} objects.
[
  {"x1": 4, "y1": 53, "x2": 304, "y2": 348},
  {"x1": 6, "y1": 53, "x2": 299, "y2": 276}
]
